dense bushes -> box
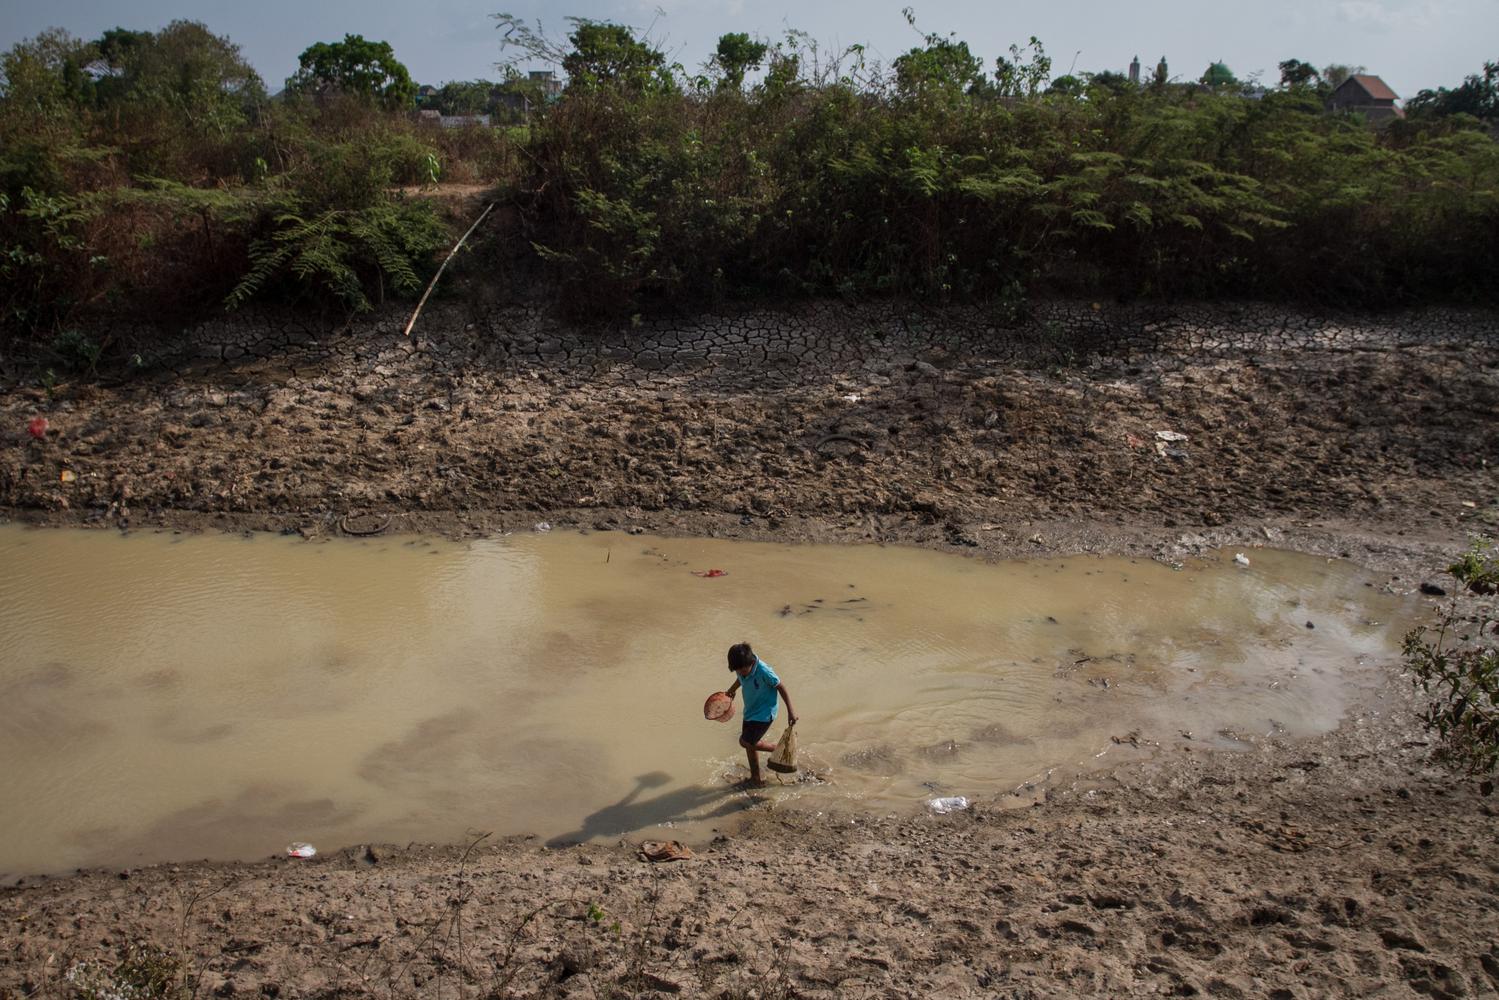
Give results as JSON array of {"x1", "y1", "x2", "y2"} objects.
[
  {"x1": 2, "y1": 19, "x2": 1497, "y2": 339},
  {"x1": 0, "y1": 25, "x2": 519, "y2": 341},
  {"x1": 1405, "y1": 538, "x2": 1499, "y2": 779},
  {"x1": 512, "y1": 46, "x2": 1499, "y2": 315}
]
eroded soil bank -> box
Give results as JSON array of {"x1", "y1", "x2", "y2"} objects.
[{"x1": 2, "y1": 301, "x2": 1497, "y2": 998}]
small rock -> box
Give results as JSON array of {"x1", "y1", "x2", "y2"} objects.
[
  {"x1": 1418, "y1": 581, "x2": 1447, "y2": 596},
  {"x1": 1305, "y1": 621, "x2": 1315, "y2": 629}
]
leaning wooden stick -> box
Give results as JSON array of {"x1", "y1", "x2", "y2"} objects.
[{"x1": 403, "y1": 200, "x2": 496, "y2": 339}]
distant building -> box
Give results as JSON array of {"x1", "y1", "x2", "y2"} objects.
[
  {"x1": 1327, "y1": 74, "x2": 1404, "y2": 122},
  {"x1": 439, "y1": 113, "x2": 491, "y2": 128},
  {"x1": 1201, "y1": 61, "x2": 1236, "y2": 87},
  {"x1": 416, "y1": 109, "x2": 493, "y2": 128},
  {"x1": 1129, "y1": 55, "x2": 1140, "y2": 84},
  {"x1": 527, "y1": 70, "x2": 562, "y2": 98}
]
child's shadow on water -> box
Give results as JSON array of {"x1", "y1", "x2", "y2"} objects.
[{"x1": 546, "y1": 770, "x2": 754, "y2": 847}]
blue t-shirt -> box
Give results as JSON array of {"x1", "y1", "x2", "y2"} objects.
[{"x1": 740, "y1": 659, "x2": 780, "y2": 722}]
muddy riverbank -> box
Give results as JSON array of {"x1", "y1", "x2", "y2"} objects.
[{"x1": 2, "y1": 301, "x2": 1497, "y2": 997}]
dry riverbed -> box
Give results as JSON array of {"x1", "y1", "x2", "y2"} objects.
[{"x1": 2, "y1": 304, "x2": 1498, "y2": 998}]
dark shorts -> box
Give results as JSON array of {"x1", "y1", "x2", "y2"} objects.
[{"x1": 741, "y1": 719, "x2": 773, "y2": 745}]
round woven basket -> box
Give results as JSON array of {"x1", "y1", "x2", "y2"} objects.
[{"x1": 703, "y1": 691, "x2": 734, "y2": 722}]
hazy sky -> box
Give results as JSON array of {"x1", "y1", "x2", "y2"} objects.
[{"x1": 2, "y1": 0, "x2": 1493, "y2": 100}]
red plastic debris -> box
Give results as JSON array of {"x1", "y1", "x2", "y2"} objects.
[
  {"x1": 27, "y1": 417, "x2": 48, "y2": 440},
  {"x1": 692, "y1": 568, "x2": 728, "y2": 578}
]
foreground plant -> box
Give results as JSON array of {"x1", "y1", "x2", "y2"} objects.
[{"x1": 1405, "y1": 546, "x2": 1499, "y2": 777}]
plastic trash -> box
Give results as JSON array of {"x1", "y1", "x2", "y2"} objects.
[
  {"x1": 59, "y1": 470, "x2": 76, "y2": 483},
  {"x1": 692, "y1": 568, "x2": 728, "y2": 578},
  {"x1": 27, "y1": 417, "x2": 47, "y2": 440},
  {"x1": 1234, "y1": 553, "x2": 1250, "y2": 566},
  {"x1": 1155, "y1": 430, "x2": 1188, "y2": 442},
  {"x1": 703, "y1": 691, "x2": 734, "y2": 722},
  {"x1": 286, "y1": 842, "x2": 316, "y2": 858},
  {"x1": 533, "y1": 521, "x2": 551, "y2": 533},
  {"x1": 640, "y1": 840, "x2": 692, "y2": 862},
  {"x1": 926, "y1": 796, "x2": 970, "y2": 815}
]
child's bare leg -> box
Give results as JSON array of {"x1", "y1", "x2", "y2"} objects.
[{"x1": 741, "y1": 742, "x2": 767, "y2": 786}]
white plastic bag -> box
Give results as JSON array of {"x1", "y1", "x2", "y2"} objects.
[
  {"x1": 926, "y1": 796, "x2": 970, "y2": 814},
  {"x1": 767, "y1": 725, "x2": 798, "y2": 773}
]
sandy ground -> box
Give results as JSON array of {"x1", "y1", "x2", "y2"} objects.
[{"x1": 1, "y1": 308, "x2": 1497, "y2": 998}]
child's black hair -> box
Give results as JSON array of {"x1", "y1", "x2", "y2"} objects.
[{"x1": 727, "y1": 642, "x2": 756, "y2": 671}]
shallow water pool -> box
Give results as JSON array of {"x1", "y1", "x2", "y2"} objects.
[{"x1": 0, "y1": 524, "x2": 1415, "y2": 876}]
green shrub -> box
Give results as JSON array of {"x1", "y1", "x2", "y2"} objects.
[
  {"x1": 1405, "y1": 607, "x2": 1499, "y2": 777},
  {"x1": 226, "y1": 196, "x2": 446, "y2": 312},
  {"x1": 1405, "y1": 537, "x2": 1499, "y2": 778},
  {"x1": 1450, "y1": 537, "x2": 1499, "y2": 594}
]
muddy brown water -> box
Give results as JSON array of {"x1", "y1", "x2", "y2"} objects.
[{"x1": 0, "y1": 524, "x2": 1416, "y2": 878}]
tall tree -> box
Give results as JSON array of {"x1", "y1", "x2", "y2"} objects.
[
  {"x1": 1320, "y1": 63, "x2": 1364, "y2": 91},
  {"x1": 712, "y1": 32, "x2": 768, "y2": 92},
  {"x1": 894, "y1": 36, "x2": 986, "y2": 99},
  {"x1": 287, "y1": 34, "x2": 415, "y2": 109},
  {"x1": 993, "y1": 36, "x2": 1050, "y2": 98},
  {"x1": 561, "y1": 21, "x2": 670, "y2": 93},
  {"x1": 1406, "y1": 61, "x2": 1499, "y2": 122},
  {"x1": 91, "y1": 20, "x2": 264, "y2": 124},
  {"x1": 1278, "y1": 58, "x2": 1320, "y2": 89},
  {"x1": 0, "y1": 28, "x2": 95, "y2": 121}
]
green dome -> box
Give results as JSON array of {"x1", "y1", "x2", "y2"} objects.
[{"x1": 1202, "y1": 61, "x2": 1236, "y2": 87}]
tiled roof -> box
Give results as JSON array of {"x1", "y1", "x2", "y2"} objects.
[{"x1": 1347, "y1": 74, "x2": 1399, "y2": 101}]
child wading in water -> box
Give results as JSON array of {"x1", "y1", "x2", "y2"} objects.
[{"x1": 722, "y1": 642, "x2": 798, "y2": 786}]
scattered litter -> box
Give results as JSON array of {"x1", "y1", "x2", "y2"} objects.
[
  {"x1": 926, "y1": 796, "x2": 970, "y2": 815},
  {"x1": 286, "y1": 843, "x2": 317, "y2": 859},
  {"x1": 1233, "y1": 553, "x2": 1250, "y2": 567},
  {"x1": 1155, "y1": 430, "x2": 1189, "y2": 442},
  {"x1": 27, "y1": 417, "x2": 48, "y2": 440},
  {"x1": 533, "y1": 521, "x2": 551, "y2": 533},
  {"x1": 1461, "y1": 501, "x2": 1477, "y2": 508},
  {"x1": 841, "y1": 393, "x2": 862, "y2": 403},
  {"x1": 59, "y1": 470, "x2": 76, "y2": 483},
  {"x1": 703, "y1": 691, "x2": 734, "y2": 722},
  {"x1": 692, "y1": 568, "x2": 728, "y2": 578},
  {"x1": 639, "y1": 840, "x2": 693, "y2": 862},
  {"x1": 339, "y1": 512, "x2": 391, "y2": 537}
]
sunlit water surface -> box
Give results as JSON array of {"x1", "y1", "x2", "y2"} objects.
[{"x1": 0, "y1": 524, "x2": 1415, "y2": 876}]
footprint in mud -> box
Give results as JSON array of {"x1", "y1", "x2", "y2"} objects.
[
  {"x1": 970, "y1": 723, "x2": 1033, "y2": 746},
  {"x1": 1401, "y1": 957, "x2": 1468, "y2": 999},
  {"x1": 1158, "y1": 917, "x2": 1225, "y2": 958},
  {"x1": 918, "y1": 739, "x2": 963, "y2": 760},
  {"x1": 841, "y1": 745, "x2": 905, "y2": 776}
]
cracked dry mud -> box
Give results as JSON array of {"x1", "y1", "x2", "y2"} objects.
[{"x1": 2, "y1": 301, "x2": 1498, "y2": 998}]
